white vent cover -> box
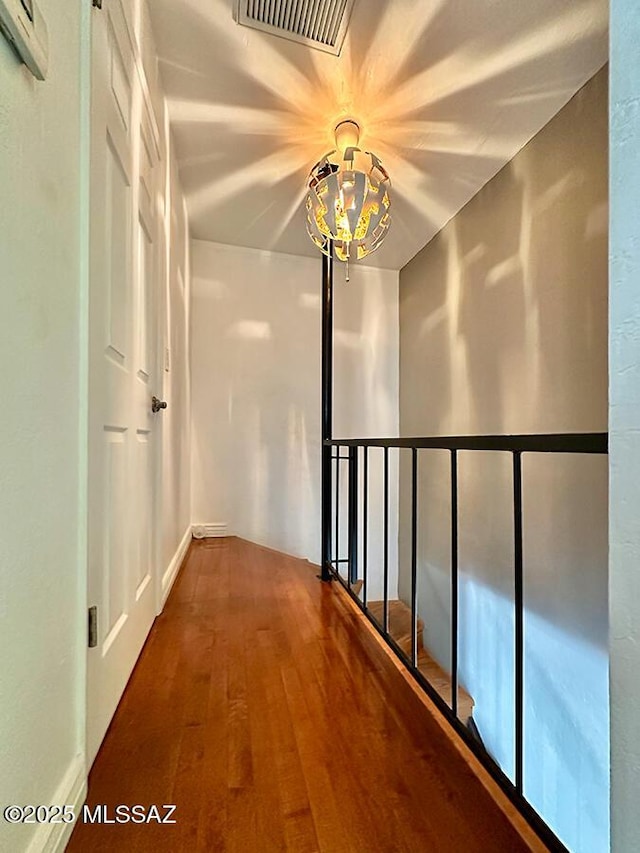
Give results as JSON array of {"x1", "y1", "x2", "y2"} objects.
[
  {"x1": 234, "y1": 0, "x2": 356, "y2": 56},
  {"x1": 192, "y1": 523, "x2": 229, "y2": 539}
]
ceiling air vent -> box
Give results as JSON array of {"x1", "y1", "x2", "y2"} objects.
[{"x1": 234, "y1": 0, "x2": 356, "y2": 56}]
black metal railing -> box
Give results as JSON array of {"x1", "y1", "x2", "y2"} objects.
[{"x1": 324, "y1": 432, "x2": 608, "y2": 852}]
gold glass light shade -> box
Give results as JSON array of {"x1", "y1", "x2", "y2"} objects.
[{"x1": 305, "y1": 123, "x2": 391, "y2": 264}]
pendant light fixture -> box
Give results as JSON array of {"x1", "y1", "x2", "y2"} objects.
[{"x1": 305, "y1": 120, "x2": 391, "y2": 280}]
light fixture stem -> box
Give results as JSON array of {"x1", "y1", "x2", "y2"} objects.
[{"x1": 335, "y1": 120, "x2": 361, "y2": 154}]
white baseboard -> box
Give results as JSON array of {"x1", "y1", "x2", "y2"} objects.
[
  {"x1": 26, "y1": 753, "x2": 86, "y2": 853},
  {"x1": 161, "y1": 525, "x2": 192, "y2": 606},
  {"x1": 192, "y1": 522, "x2": 228, "y2": 539}
]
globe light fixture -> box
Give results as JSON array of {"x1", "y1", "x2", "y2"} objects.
[{"x1": 305, "y1": 120, "x2": 391, "y2": 278}]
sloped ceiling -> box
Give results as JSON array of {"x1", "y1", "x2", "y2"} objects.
[{"x1": 149, "y1": 0, "x2": 608, "y2": 270}]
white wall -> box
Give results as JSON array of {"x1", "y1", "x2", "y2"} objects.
[
  {"x1": 190, "y1": 240, "x2": 398, "y2": 593},
  {"x1": 399, "y1": 69, "x2": 608, "y2": 852},
  {"x1": 610, "y1": 3, "x2": 640, "y2": 850},
  {"x1": 0, "y1": 1, "x2": 87, "y2": 850}
]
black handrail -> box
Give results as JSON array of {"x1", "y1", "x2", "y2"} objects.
[
  {"x1": 325, "y1": 432, "x2": 607, "y2": 453},
  {"x1": 324, "y1": 431, "x2": 608, "y2": 853}
]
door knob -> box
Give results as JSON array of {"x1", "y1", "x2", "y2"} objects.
[{"x1": 151, "y1": 396, "x2": 167, "y2": 413}]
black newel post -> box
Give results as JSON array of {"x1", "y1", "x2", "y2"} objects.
[{"x1": 320, "y1": 247, "x2": 334, "y2": 581}]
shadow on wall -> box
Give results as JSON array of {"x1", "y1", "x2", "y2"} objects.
[
  {"x1": 396, "y1": 449, "x2": 609, "y2": 853},
  {"x1": 397, "y1": 68, "x2": 609, "y2": 853},
  {"x1": 398, "y1": 66, "x2": 608, "y2": 625},
  {"x1": 190, "y1": 247, "x2": 321, "y2": 559},
  {"x1": 333, "y1": 271, "x2": 399, "y2": 440},
  {"x1": 456, "y1": 164, "x2": 527, "y2": 431},
  {"x1": 189, "y1": 242, "x2": 399, "y2": 569},
  {"x1": 459, "y1": 573, "x2": 609, "y2": 853},
  {"x1": 399, "y1": 241, "x2": 454, "y2": 431},
  {"x1": 400, "y1": 69, "x2": 608, "y2": 438},
  {"x1": 456, "y1": 82, "x2": 608, "y2": 435},
  {"x1": 456, "y1": 452, "x2": 608, "y2": 853}
]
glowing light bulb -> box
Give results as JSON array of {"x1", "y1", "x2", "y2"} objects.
[{"x1": 305, "y1": 120, "x2": 391, "y2": 265}]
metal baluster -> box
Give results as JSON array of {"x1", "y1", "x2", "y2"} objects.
[
  {"x1": 411, "y1": 448, "x2": 418, "y2": 667},
  {"x1": 362, "y1": 447, "x2": 368, "y2": 607},
  {"x1": 335, "y1": 446, "x2": 340, "y2": 574},
  {"x1": 513, "y1": 451, "x2": 524, "y2": 793},
  {"x1": 383, "y1": 446, "x2": 389, "y2": 634},
  {"x1": 348, "y1": 446, "x2": 358, "y2": 586},
  {"x1": 451, "y1": 449, "x2": 459, "y2": 718}
]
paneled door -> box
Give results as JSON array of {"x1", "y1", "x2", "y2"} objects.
[{"x1": 87, "y1": 0, "x2": 163, "y2": 764}]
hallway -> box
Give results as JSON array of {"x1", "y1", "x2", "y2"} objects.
[{"x1": 68, "y1": 537, "x2": 537, "y2": 852}]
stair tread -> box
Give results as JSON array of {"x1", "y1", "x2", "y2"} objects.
[
  {"x1": 366, "y1": 599, "x2": 474, "y2": 721},
  {"x1": 417, "y1": 649, "x2": 475, "y2": 721},
  {"x1": 367, "y1": 600, "x2": 425, "y2": 642}
]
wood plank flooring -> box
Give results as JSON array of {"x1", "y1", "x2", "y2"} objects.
[{"x1": 68, "y1": 537, "x2": 537, "y2": 852}]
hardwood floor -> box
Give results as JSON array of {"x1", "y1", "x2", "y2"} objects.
[{"x1": 68, "y1": 537, "x2": 538, "y2": 852}]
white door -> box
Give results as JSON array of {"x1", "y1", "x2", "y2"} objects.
[{"x1": 87, "y1": 0, "x2": 163, "y2": 764}]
